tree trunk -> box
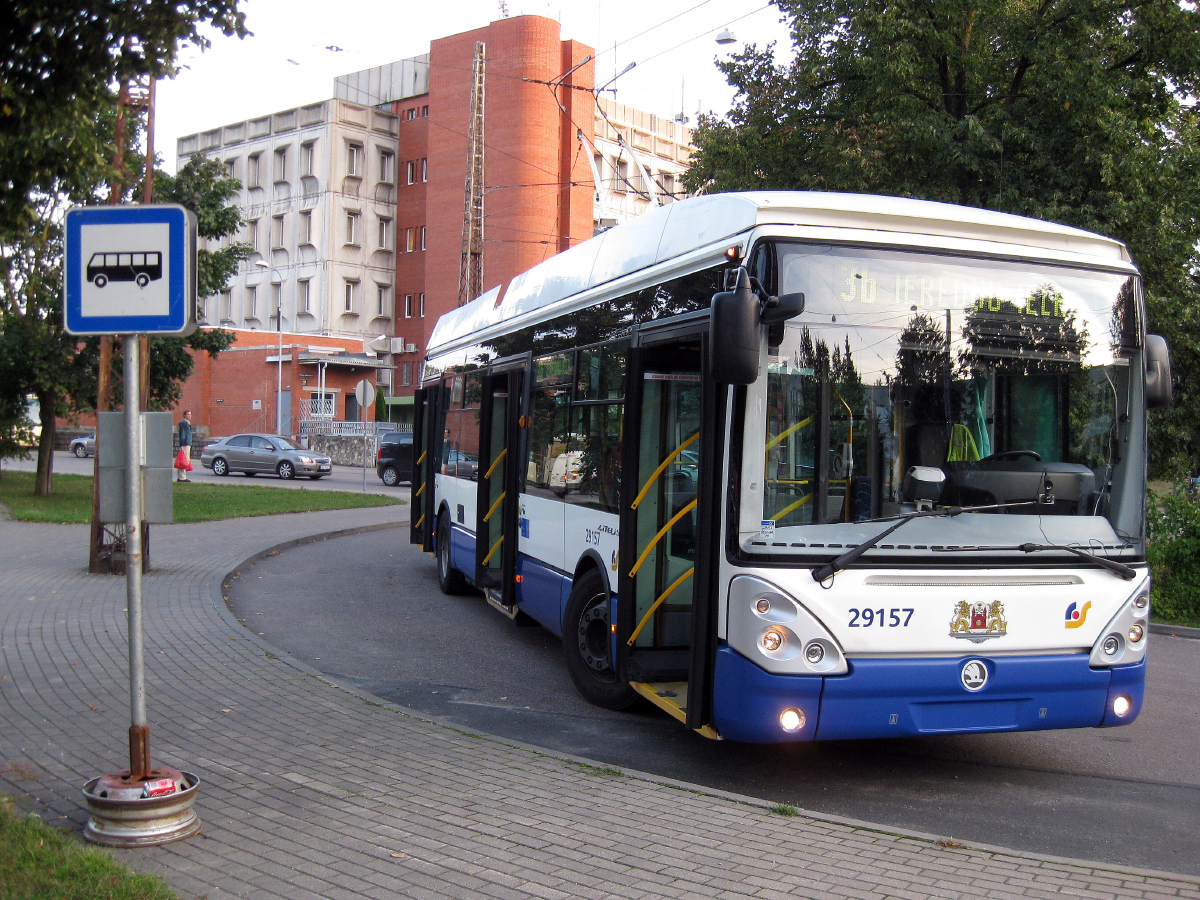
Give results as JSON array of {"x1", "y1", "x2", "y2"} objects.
[{"x1": 34, "y1": 392, "x2": 56, "y2": 496}]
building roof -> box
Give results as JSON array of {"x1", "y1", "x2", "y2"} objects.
[{"x1": 426, "y1": 191, "x2": 1134, "y2": 356}]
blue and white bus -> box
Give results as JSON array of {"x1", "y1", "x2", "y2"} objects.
[{"x1": 411, "y1": 192, "x2": 1172, "y2": 743}]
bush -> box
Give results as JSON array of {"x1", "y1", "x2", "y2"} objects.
[{"x1": 1145, "y1": 488, "x2": 1200, "y2": 624}]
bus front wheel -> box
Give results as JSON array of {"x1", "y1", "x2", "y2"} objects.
[
  {"x1": 563, "y1": 569, "x2": 636, "y2": 710},
  {"x1": 436, "y1": 512, "x2": 467, "y2": 595}
]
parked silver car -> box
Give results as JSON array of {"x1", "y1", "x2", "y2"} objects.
[
  {"x1": 201, "y1": 433, "x2": 331, "y2": 480},
  {"x1": 70, "y1": 433, "x2": 97, "y2": 458}
]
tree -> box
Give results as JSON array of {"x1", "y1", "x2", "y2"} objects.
[
  {"x1": 0, "y1": 1, "x2": 247, "y2": 238},
  {"x1": 687, "y1": 0, "x2": 1200, "y2": 474}
]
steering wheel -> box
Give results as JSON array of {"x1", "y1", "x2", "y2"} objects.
[{"x1": 985, "y1": 450, "x2": 1042, "y2": 462}]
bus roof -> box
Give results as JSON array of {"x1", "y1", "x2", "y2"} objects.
[{"x1": 426, "y1": 191, "x2": 1132, "y2": 357}]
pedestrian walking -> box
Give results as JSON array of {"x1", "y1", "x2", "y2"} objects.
[{"x1": 175, "y1": 409, "x2": 193, "y2": 482}]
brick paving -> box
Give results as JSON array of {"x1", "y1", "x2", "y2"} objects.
[{"x1": 1, "y1": 508, "x2": 1197, "y2": 900}]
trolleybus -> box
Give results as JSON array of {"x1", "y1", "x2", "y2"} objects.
[{"x1": 411, "y1": 192, "x2": 1172, "y2": 743}]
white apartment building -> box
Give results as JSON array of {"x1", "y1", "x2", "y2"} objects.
[
  {"x1": 590, "y1": 96, "x2": 694, "y2": 231},
  {"x1": 177, "y1": 99, "x2": 401, "y2": 381}
]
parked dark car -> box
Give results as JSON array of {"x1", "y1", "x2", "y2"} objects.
[
  {"x1": 201, "y1": 433, "x2": 331, "y2": 479},
  {"x1": 376, "y1": 432, "x2": 414, "y2": 486}
]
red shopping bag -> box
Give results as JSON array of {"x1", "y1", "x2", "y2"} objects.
[{"x1": 174, "y1": 448, "x2": 194, "y2": 472}]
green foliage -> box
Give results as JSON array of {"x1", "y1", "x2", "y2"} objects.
[
  {"x1": 0, "y1": 471, "x2": 403, "y2": 524},
  {"x1": 0, "y1": 793, "x2": 178, "y2": 899},
  {"x1": 0, "y1": 1, "x2": 248, "y2": 237},
  {"x1": 1146, "y1": 489, "x2": 1200, "y2": 625},
  {"x1": 687, "y1": 0, "x2": 1200, "y2": 474},
  {"x1": 154, "y1": 155, "x2": 251, "y2": 300}
]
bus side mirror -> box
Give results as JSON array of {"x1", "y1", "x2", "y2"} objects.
[
  {"x1": 1146, "y1": 334, "x2": 1173, "y2": 410},
  {"x1": 710, "y1": 267, "x2": 760, "y2": 385},
  {"x1": 761, "y1": 292, "x2": 805, "y2": 324}
]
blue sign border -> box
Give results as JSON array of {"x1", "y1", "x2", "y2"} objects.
[{"x1": 64, "y1": 205, "x2": 195, "y2": 335}]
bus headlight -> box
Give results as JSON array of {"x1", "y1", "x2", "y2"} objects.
[
  {"x1": 1113, "y1": 695, "x2": 1132, "y2": 717},
  {"x1": 727, "y1": 576, "x2": 847, "y2": 676},
  {"x1": 1089, "y1": 576, "x2": 1151, "y2": 668},
  {"x1": 780, "y1": 708, "x2": 806, "y2": 732}
]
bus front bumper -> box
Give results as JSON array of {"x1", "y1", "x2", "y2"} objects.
[{"x1": 711, "y1": 644, "x2": 1145, "y2": 743}]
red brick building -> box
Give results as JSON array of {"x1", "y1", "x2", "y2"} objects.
[{"x1": 390, "y1": 16, "x2": 596, "y2": 396}]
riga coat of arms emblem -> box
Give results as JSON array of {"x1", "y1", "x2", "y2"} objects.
[{"x1": 949, "y1": 600, "x2": 1007, "y2": 643}]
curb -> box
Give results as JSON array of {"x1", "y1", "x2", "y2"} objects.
[
  {"x1": 1150, "y1": 622, "x2": 1200, "y2": 640},
  {"x1": 208, "y1": 518, "x2": 1200, "y2": 888}
]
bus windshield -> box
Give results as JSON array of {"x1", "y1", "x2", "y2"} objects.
[{"x1": 739, "y1": 243, "x2": 1143, "y2": 560}]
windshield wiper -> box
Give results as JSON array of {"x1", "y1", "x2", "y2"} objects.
[
  {"x1": 933, "y1": 542, "x2": 1137, "y2": 580},
  {"x1": 810, "y1": 500, "x2": 1037, "y2": 583}
]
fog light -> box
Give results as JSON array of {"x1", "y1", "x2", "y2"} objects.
[
  {"x1": 755, "y1": 598, "x2": 771, "y2": 614},
  {"x1": 780, "y1": 708, "x2": 805, "y2": 732},
  {"x1": 762, "y1": 629, "x2": 784, "y2": 652},
  {"x1": 804, "y1": 642, "x2": 825, "y2": 665},
  {"x1": 1128, "y1": 623, "x2": 1145, "y2": 643},
  {"x1": 1133, "y1": 593, "x2": 1149, "y2": 611},
  {"x1": 1113, "y1": 695, "x2": 1132, "y2": 717},
  {"x1": 1102, "y1": 635, "x2": 1120, "y2": 656}
]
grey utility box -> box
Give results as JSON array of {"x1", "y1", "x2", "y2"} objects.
[{"x1": 97, "y1": 411, "x2": 174, "y2": 524}]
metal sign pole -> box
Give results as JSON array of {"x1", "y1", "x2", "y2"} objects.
[{"x1": 123, "y1": 334, "x2": 150, "y2": 778}]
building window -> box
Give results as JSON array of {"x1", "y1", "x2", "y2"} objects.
[
  {"x1": 402, "y1": 361, "x2": 411, "y2": 386},
  {"x1": 419, "y1": 292, "x2": 425, "y2": 317},
  {"x1": 299, "y1": 209, "x2": 313, "y2": 244},
  {"x1": 406, "y1": 160, "x2": 415, "y2": 185},
  {"x1": 377, "y1": 284, "x2": 391, "y2": 317},
  {"x1": 379, "y1": 150, "x2": 395, "y2": 184},
  {"x1": 345, "y1": 211, "x2": 360, "y2": 245},
  {"x1": 405, "y1": 227, "x2": 415, "y2": 253},
  {"x1": 270, "y1": 281, "x2": 282, "y2": 324},
  {"x1": 405, "y1": 108, "x2": 416, "y2": 121},
  {"x1": 347, "y1": 142, "x2": 362, "y2": 176},
  {"x1": 404, "y1": 293, "x2": 413, "y2": 318},
  {"x1": 271, "y1": 214, "x2": 285, "y2": 249},
  {"x1": 421, "y1": 105, "x2": 429, "y2": 117},
  {"x1": 298, "y1": 279, "x2": 311, "y2": 314},
  {"x1": 273, "y1": 145, "x2": 287, "y2": 182},
  {"x1": 224, "y1": 159, "x2": 236, "y2": 179},
  {"x1": 420, "y1": 225, "x2": 426, "y2": 251},
  {"x1": 616, "y1": 158, "x2": 629, "y2": 192},
  {"x1": 220, "y1": 290, "x2": 232, "y2": 322},
  {"x1": 246, "y1": 284, "x2": 257, "y2": 320},
  {"x1": 421, "y1": 158, "x2": 428, "y2": 182},
  {"x1": 247, "y1": 218, "x2": 259, "y2": 250},
  {"x1": 300, "y1": 141, "x2": 315, "y2": 177},
  {"x1": 378, "y1": 216, "x2": 392, "y2": 250},
  {"x1": 343, "y1": 280, "x2": 358, "y2": 313},
  {"x1": 248, "y1": 153, "x2": 261, "y2": 188}
]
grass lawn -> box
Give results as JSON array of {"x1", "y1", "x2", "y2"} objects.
[
  {"x1": 0, "y1": 471, "x2": 402, "y2": 524},
  {"x1": 0, "y1": 794, "x2": 178, "y2": 900}
]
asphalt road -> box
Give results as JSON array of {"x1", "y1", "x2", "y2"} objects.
[
  {"x1": 226, "y1": 526, "x2": 1200, "y2": 876},
  {"x1": 7, "y1": 450, "x2": 403, "y2": 497}
]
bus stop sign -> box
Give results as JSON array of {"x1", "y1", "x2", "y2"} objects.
[{"x1": 64, "y1": 204, "x2": 197, "y2": 336}]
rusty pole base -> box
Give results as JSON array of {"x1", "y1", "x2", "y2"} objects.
[{"x1": 82, "y1": 768, "x2": 200, "y2": 847}]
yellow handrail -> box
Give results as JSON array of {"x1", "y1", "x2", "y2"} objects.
[
  {"x1": 628, "y1": 499, "x2": 697, "y2": 578},
  {"x1": 833, "y1": 388, "x2": 854, "y2": 522},
  {"x1": 483, "y1": 491, "x2": 506, "y2": 523},
  {"x1": 630, "y1": 432, "x2": 699, "y2": 511},
  {"x1": 771, "y1": 492, "x2": 813, "y2": 521},
  {"x1": 414, "y1": 513, "x2": 425, "y2": 530},
  {"x1": 484, "y1": 447, "x2": 507, "y2": 481},
  {"x1": 415, "y1": 481, "x2": 425, "y2": 498},
  {"x1": 765, "y1": 414, "x2": 814, "y2": 452},
  {"x1": 627, "y1": 567, "x2": 694, "y2": 646},
  {"x1": 482, "y1": 535, "x2": 503, "y2": 567},
  {"x1": 416, "y1": 449, "x2": 427, "y2": 466}
]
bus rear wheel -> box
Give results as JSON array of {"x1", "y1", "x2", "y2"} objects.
[{"x1": 563, "y1": 569, "x2": 636, "y2": 710}]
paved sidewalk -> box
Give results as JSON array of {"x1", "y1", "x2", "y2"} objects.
[{"x1": 1, "y1": 510, "x2": 1197, "y2": 900}]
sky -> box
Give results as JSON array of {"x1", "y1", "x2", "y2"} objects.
[{"x1": 155, "y1": 0, "x2": 795, "y2": 173}]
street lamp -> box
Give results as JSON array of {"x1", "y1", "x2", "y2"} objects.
[
  {"x1": 715, "y1": 28, "x2": 738, "y2": 45},
  {"x1": 255, "y1": 260, "x2": 284, "y2": 434}
]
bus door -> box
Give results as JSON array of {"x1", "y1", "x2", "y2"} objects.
[
  {"x1": 618, "y1": 327, "x2": 722, "y2": 737},
  {"x1": 476, "y1": 360, "x2": 526, "y2": 617},
  {"x1": 410, "y1": 382, "x2": 446, "y2": 552}
]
